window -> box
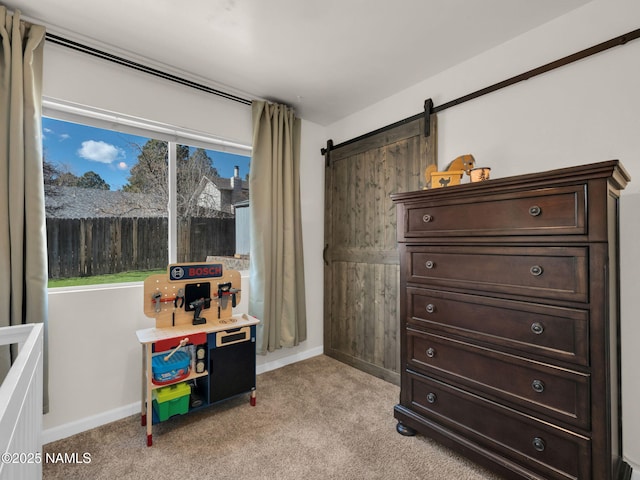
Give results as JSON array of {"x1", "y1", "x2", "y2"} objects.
[{"x1": 42, "y1": 107, "x2": 251, "y2": 288}]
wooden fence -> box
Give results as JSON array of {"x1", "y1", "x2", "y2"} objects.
[{"x1": 46, "y1": 216, "x2": 235, "y2": 279}]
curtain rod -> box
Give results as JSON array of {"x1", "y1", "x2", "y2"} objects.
[
  {"x1": 323, "y1": 27, "x2": 640, "y2": 155},
  {"x1": 44, "y1": 32, "x2": 253, "y2": 106}
]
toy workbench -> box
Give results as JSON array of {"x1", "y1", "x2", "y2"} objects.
[{"x1": 135, "y1": 262, "x2": 259, "y2": 446}]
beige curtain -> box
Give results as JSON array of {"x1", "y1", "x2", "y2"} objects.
[
  {"x1": 249, "y1": 101, "x2": 307, "y2": 354},
  {"x1": 0, "y1": 6, "x2": 48, "y2": 412}
]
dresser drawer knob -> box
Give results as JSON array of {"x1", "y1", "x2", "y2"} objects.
[
  {"x1": 426, "y1": 304, "x2": 436, "y2": 314},
  {"x1": 530, "y1": 265, "x2": 543, "y2": 276},
  {"x1": 529, "y1": 205, "x2": 542, "y2": 216},
  {"x1": 531, "y1": 379, "x2": 545, "y2": 393},
  {"x1": 426, "y1": 347, "x2": 436, "y2": 358},
  {"x1": 531, "y1": 322, "x2": 544, "y2": 335},
  {"x1": 426, "y1": 392, "x2": 437, "y2": 404},
  {"x1": 422, "y1": 214, "x2": 433, "y2": 223},
  {"x1": 425, "y1": 260, "x2": 435, "y2": 269},
  {"x1": 532, "y1": 437, "x2": 546, "y2": 452}
]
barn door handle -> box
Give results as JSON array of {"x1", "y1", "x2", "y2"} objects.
[{"x1": 323, "y1": 244, "x2": 329, "y2": 266}]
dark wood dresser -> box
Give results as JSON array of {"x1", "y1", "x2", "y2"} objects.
[{"x1": 390, "y1": 160, "x2": 632, "y2": 480}]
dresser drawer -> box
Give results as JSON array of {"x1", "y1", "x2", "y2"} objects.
[
  {"x1": 407, "y1": 372, "x2": 591, "y2": 480},
  {"x1": 407, "y1": 287, "x2": 589, "y2": 366},
  {"x1": 408, "y1": 329, "x2": 590, "y2": 429},
  {"x1": 406, "y1": 245, "x2": 588, "y2": 303},
  {"x1": 402, "y1": 184, "x2": 586, "y2": 239}
]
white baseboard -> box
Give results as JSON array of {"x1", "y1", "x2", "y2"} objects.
[
  {"x1": 256, "y1": 346, "x2": 323, "y2": 375},
  {"x1": 631, "y1": 465, "x2": 640, "y2": 480},
  {"x1": 43, "y1": 346, "x2": 324, "y2": 445},
  {"x1": 43, "y1": 402, "x2": 140, "y2": 445}
]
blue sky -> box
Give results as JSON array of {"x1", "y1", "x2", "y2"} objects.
[{"x1": 42, "y1": 117, "x2": 250, "y2": 191}]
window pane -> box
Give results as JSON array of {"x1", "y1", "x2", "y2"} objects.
[
  {"x1": 176, "y1": 145, "x2": 250, "y2": 271},
  {"x1": 43, "y1": 117, "x2": 168, "y2": 287}
]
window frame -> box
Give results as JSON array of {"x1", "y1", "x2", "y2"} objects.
[{"x1": 43, "y1": 98, "x2": 252, "y2": 288}]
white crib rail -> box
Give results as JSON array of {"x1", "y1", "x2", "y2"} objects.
[{"x1": 0, "y1": 324, "x2": 44, "y2": 480}]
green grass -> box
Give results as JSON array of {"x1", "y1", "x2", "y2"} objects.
[{"x1": 48, "y1": 269, "x2": 166, "y2": 288}]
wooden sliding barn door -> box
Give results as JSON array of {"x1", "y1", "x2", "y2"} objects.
[{"x1": 323, "y1": 115, "x2": 437, "y2": 384}]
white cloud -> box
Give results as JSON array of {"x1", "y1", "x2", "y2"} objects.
[
  {"x1": 77, "y1": 140, "x2": 124, "y2": 164},
  {"x1": 42, "y1": 127, "x2": 70, "y2": 142}
]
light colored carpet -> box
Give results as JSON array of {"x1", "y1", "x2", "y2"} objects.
[{"x1": 43, "y1": 355, "x2": 502, "y2": 480}]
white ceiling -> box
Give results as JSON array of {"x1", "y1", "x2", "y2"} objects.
[{"x1": 5, "y1": 0, "x2": 592, "y2": 125}]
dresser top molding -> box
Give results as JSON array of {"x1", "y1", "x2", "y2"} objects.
[{"x1": 391, "y1": 160, "x2": 630, "y2": 204}]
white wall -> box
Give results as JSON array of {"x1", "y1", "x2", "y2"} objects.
[
  {"x1": 39, "y1": 2, "x2": 640, "y2": 472},
  {"x1": 327, "y1": 0, "x2": 640, "y2": 471},
  {"x1": 42, "y1": 43, "x2": 326, "y2": 441}
]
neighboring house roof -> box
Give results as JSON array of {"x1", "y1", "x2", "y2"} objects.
[
  {"x1": 209, "y1": 177, "x2": 232, "y2": 190},
  {"x1": 47, "y1": 172, "x2": 249, "y2": 219},
  {"x1": 45, "y1": 186, "x2": 166, "y2": 218}
]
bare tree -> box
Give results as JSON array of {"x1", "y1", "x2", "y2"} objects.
[
  {"x1": 124, "y1": 141, "x2": 222, "y2": 217},
  {"x1": 122, "y1": 139, "x2": 170, "y2": 197}
]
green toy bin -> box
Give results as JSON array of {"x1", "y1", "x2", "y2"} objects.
[{"x1": 152, "y1": 382, "x2": 190, "y2": 422}]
